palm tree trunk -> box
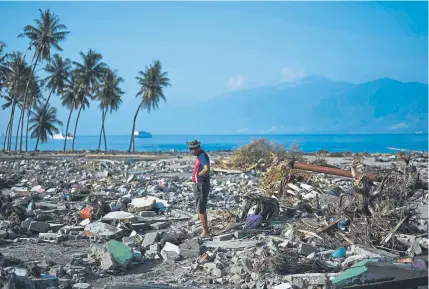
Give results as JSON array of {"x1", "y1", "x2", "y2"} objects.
[
  {"x1": 63, "y1": 108, "x2": 73, "y2": 152},
  {"x1": 71, "y1": 104, "x2": 83, "y2": 152},
  {"x1": 19, "y1": 54, "x2": 40, "y2": 152},
  {"x1": 43, "y1": 90, "x2": 53, "y2": 109},
  {"x1": 15, "y1": 108, "x2": 23, "y2": 151},
  {"x1": 128, "y1": 102, "x2": 142, "y2": 153},
  {"x1": 7, "y1": 104, "x2": 16, "y2": 152},
  {"x1": 3, "y1": 100, "x2": 15, "y2": 151},
  {"x1": 3, "y1": 120, "x2": 10, "y2": 151},
  {"x1": 34, "y1": 137, "x2": 40, "y2": 151},
  {"x1": 25, "y1": 107, "x2": 31, "y2": 152},
  {"x1": 97, "y1": 108, "x2": 105, "y2": 152},
  {"x1": 102, "y1": 110, "x2": 107, "y2": 152}
]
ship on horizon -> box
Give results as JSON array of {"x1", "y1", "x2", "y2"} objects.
[
  {"x1": 134, "y1": 130, "x2": 152, "y2": 138},
  {"x1": 51, "y1": 132, "x2": 73, "y2": 140}
]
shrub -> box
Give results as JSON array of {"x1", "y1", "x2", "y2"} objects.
[{"x1": 232, "y1": 138, "x2": 286, "y2": 168}]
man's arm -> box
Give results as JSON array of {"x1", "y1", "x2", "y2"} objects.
[{"x1": 198, "y1": 155, "x2": 210, "y2": 176}]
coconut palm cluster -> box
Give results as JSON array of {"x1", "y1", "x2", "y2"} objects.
[{"x1": 0, "y1": 9, "x2": 171, "y2": 152}]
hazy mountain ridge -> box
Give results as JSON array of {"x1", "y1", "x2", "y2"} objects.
[{"x1": 158, "y1": 77, "x2": 428, "y2": 134}]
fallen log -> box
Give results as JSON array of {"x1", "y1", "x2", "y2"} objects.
[{"x1": 290, "y1": 161, "x2": 383, "y2": 182}]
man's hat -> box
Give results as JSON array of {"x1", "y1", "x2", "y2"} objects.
[{"x1": 186, "y1": 139, "x2": 201, "y2": 149}]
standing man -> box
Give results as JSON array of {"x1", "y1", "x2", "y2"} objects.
[{"x1": 187, "y1": 139, "x2": 210, "y2": 237}]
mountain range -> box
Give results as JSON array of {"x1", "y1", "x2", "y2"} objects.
[{"x1": 152, "y1": 76, "x2": 428, "y2": 134}]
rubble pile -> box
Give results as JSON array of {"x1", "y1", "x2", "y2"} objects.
[{"x1": 0, "y1": 152, "x2": 427, "y2": 289}]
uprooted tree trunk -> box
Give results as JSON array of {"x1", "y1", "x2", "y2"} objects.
[{"x1": 241, "y1": 193, "x2": 280, "y2": 221}]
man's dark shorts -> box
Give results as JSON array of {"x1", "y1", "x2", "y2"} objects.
[{"x1": 194, "y1": 181, "x2": 210, "y2": 214}]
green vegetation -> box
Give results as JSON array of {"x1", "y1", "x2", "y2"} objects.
[{"x1": 231, "y1": 138, "x2": 288, "y2": 168}]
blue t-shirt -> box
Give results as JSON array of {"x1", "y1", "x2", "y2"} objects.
[{"x1": 195, "y1": 150, "x2": 210, "y2": 182}]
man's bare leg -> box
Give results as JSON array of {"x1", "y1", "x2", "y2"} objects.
[{"x1": 199, "y1": 212, "x2": 209, "y2": 237}]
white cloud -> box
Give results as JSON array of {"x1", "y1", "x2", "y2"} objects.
[
  {"x1": 237, "y1": 128, "x2": 248, "y2": 133},
  {"x1": 268, "y1": 126, "x2": 277, "y2": 132},
  {"x1": 280, "y1": 67, "x2": 306, "y2": 83},
  {"x1": 391, "y1": 122, "x2": 409, "y2": 129},
  {"x1": 226, "y1": 74, "x2": 245, "y2": 90}
]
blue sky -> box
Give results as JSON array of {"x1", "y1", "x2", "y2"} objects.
[{"x1": 0, "y1": 1, "x2": 427, "y2": 135}]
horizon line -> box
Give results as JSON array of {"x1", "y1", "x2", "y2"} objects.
[{"x1": 3, "y1": 132, "x2": 427, "y2": 137}]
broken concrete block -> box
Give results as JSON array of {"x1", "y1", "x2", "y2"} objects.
[
  {"x1": 350, "y1": 244, "x2": 398, "y2": 258},
  {"x1": 48, "y1": 223, "x2": 64, "y2": 232},
  {"x1": 102, "y1": 211, "x2": 136, "y2": 221},
  {"x1": 150, "y1": 222, "x2": 169, "y2": 230},
  {"x1": 84, "y1": 222, "x2": 123, "y2": 239},
  {"x1": 29, "y1": 221, "x2": 50, "y2": 233},
  {"x1": 282, "y1": 273, "x2": 339, "y2": 287},
  {"x1": 139, "y1": 211, "x2": 157, "y2": 217},
  {"x1": 213, "y1": 233, "x2": 234, "y2": 241},
  {"x1": 234, "y1": 231, "x2": 246, "y2": 239},
  {"x1": 100, "y1": 253, "x2": 116, "y2": 271},
  {"x1": 179, "y1": 238, "x2": 201, "y2": 258},
  {"x1": 39, "y1": 233, "x2": 65, "y2": 242},
  {"x1": 128, "y1": 196, "x2": 169, "y2": 212},
  {"x1": 142, "y1": 232, "x2": 160, "y2": 249},
  {"x1": 73, "y1": 283, "x2": 92, "y2": 289},
  {"x1": 160, "y1": 242, "x2": 180, "y2": 262},
  {"x1": 131, "y1": 222, "x2": 150, "y2": 231}
]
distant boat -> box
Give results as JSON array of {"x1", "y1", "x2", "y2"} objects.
[
  {"x1": 51, "y1": 132, "x2": 73, "y2": 140},
  {"x1": 134, "y1": 130, "x2": 152, "y2": 138},
  {"x1": 415, "y1": 131, "x2": 423, "y2": 135}
]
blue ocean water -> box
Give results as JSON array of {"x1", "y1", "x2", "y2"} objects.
[{"x1": 0, "y1": 134, "x2": 427, "y2": 153}]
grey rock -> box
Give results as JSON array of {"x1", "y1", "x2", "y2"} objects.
[
  {"x1": 213, "y1": 233, "x2": 235, "y2": 241},
  {"x1": 45, "y1": 248, "x2": 72, "y2": 265},
  {"x1": 160, "y1": 242, "x2": 180, "y2": 263},
  {"x1": 241, "y1": 257, "x2": 253, "y2": 273},
  {"x1": 100, "y1": 253, "x2": 116, "y2": 271},
  {"x1": 212, "y1": 268, "x2": 224, "y2": 278},
  {"x1": 234, "y1": 231, "x2": 246, "y2": 239},
  {"x1": 230, "y1": 265, "x2": 245, "y2": 275},
  {"x1": 84, "y1": 222, "x2": 123, "y2": 239},
  {"x1": 73, "y1": 283, "x2": 92, "y2": 289},
  {"x1": 29, "y1": 221, "x2": 50, "y2": 233},
  {"x1": 0, "y1": 229, "x2": 8, "y2": 239},
  {"x1": 150, "y1": 222, "x2": 169, "y2": 230},
  {"x1": 179, "y1": 238, "x2": 200, "y2": 258},
  {"x1": 142, "y1": 232, "x2": 160, "y2": 248}
]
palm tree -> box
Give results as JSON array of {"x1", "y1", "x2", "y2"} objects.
[
  {"x1": 129, "y1": 60, "x2": 171, "y2": 152},
  {"x1": 25, "y1": 75, "x2": 43, "y2": 151},
  {"x1": 18, "y1": 9, "x2": 69, "y2": 152},
  {"x1": 0, "y1": 41, "x2": 8, "y2": 89},
  {"x1": 29, "y1": 103, "x2": 63, "y2": 151},
  {"x1": 43, "y1": 53, "x2": 71, "y2": 107},
  {"x1": 96, "y1": 68, "x2": 124, "y2": 151},
  {"x1": 2, "y1": 52, "x2": 31, "y2": 151},
  {"x1": 61, "y1": 72, "x2": 82, "y2": 151},
  {"x1": 71, "y1": 49, "x2": 106, "y2": 151}
]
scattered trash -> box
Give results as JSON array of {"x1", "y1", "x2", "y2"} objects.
[{"x1": 0, "y1": 147, "x2": 427, "y2": 288}]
